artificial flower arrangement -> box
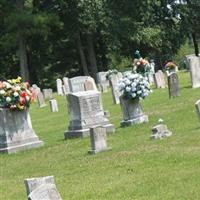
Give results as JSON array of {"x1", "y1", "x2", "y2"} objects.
[
  {"x1": 106, "y1": 69, "x2": 118, "y2": 80},
  {"x1": 0, "y1": 77, "x2": 35, "y2": 110},
  {"x1": 132, "y1": 50, "x2": 151, "y2": 76},
  {"x1": 164, "y1": 61, "x2": 177, "y2": 71},
  {"x1": 118, "y1": 72, "x2": 152, "y2": 100}
]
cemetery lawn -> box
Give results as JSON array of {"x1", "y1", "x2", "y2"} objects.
[{"x1": 1, "y1": 70, "x2": 200, "y2": 200}]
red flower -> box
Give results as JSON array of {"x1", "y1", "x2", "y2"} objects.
[{"x1": 20, "y1": 91, "x2": 27, "y2": 98}]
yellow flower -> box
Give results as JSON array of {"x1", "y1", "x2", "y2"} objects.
[
  {"x1": 16, "y1": 76, "x2": 22, "y2": 83},
  {"x1": 17, "y1": 103, "x2": 24, "y2": 110}
]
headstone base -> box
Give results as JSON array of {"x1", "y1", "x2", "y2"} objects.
[
  {"x1": 64, "y1": 124, "x2": 115, "y2": 139},
  {"x1": 0, "y1": 139, "x2": 43, "y2": 154},
  {"x1": 121, "y1": 115, "x2": 148, "y2": 127},
  {"x1": 88, "y1": 147, "x2": 112, "y2": 154}
]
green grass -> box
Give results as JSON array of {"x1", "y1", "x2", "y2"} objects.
[{"x1": 1, "y1": 71, "x2": 200, "y2": 200}]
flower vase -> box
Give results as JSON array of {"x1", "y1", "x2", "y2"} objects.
[
  {"x1": 0, "y1": 108, "x2": 43, "y2": 153},
  {"x1": 120, "y1": 96, "x2": 148, "y2": 126}
]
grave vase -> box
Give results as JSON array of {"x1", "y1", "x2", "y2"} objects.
[
  {"x1": 0, "y1": 108, "x2": 43, "y2": 153},
  {"x1": 120, "y1": 96, "x2": 148, "y2": 126}
]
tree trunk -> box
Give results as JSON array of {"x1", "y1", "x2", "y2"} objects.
[
  {"x1": 86, "y1": 34, "x2": 98, "y2": 82},
  {"x1": 16, "y1": 0, "x2": 30, "y2": 81},
  {"x1": 191, "y1": 32, "x2": 199, "y2": 56},
  {"x1": 18, "y1": 35, "x2": 30, "y2": 81},
  {"x1": 77, "y1": 33, "x2": 89, "y2": 75}
]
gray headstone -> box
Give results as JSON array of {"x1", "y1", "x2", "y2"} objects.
[
  {"x1": 168, "y1": 72, "x2": 180, "y2": 98},
  {"x1": 49, "y1": 99, "x2": 58, "y2": 112},
  {"x1": 24, "y1": 176, "x2": 62, "y2": 200},
  {"x1": 84, "y1": 77, "x2": 98, "y2": 91},
  {"x1": 64, "y1": 91, "x2": 115, "y2": 138},
  {"x1": 68, "y1": 76, "x2": 89, "y2": 93},
  {"x1": 120, "y1": 96, "x2": 148, "y2": 126},
  {"x1": 195, "y1": 100, "x2": 200, "y2": 122},
  {"x1": 56, "y1": 79, "x2": 63, "y2": 95},
  {"x1": 88, "y1": 126, "x2": 110, "y2": 154},
  {"x1": 0, "y1": 109, "x2": 43, "y2": 153},
  {"x1": 37, "y1": 92, "x2": 46, "y2": 108},
  {"x1": 188, "y1": 55, "x2": 200, "y2": 88},
  {"x1": 97, "y1": 72, "x2": 109, "y2": 92},
  {"x1": 110, "y1": 74, "x2": 120, "y2": 104},
  {"x1": 62, "y1": 77, "x2": 70, "y2": 94},
  {"x1": 154, "y1": 70, "x2": 166, "y2": 88},
  {"x1": 32, "y1": 84, "x2": 41, "y2": 96},
  {"x1": 151, "y1": 124, "x2": 172, "y2": 139},
  {"x1": 43, "y1": 89, "x2": 53, "y2": 100}
]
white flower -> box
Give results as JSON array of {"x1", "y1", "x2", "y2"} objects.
[
  {"x1": 137, "y1": 90, "x2": 142, "y2": 94},
  {"x1": 0, "y1": 90, "x2": 5, "y2": 95},
  {"x1": 131, "y1": 86, "x2": 136, "y2": 92},
  {"x1": 13, "y1": 92, "x2": 19, "y2": 97},
  {"x1": 131, "y1": 82, "x2": 137, "y2": 87},
  {"x1": 6, "y1": 97, "x2": 11, "y2": 102},
  {"x1": 118, "y1": 82, "x2": 125, "y2": 90},
  {"x1": 158, "y1": 118, "x2": 164, "y2": 123},
  {"x1": 4, "y1": 82, "x2": 11, "y2": 89},
  {"x1": 131, "y1": 93, "x2": 136, "y2": 98},
  {"x1": 126, "y1": 86, "x2": 131, "y2": 92},
  {"x1": 26, "y1": 96, "x2": 30, "y2": 101},
  {"x1": 15, "y1": 86, "x2": 21, "y2": 91}
]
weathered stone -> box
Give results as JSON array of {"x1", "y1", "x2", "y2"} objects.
[
  {"x1": 68, "y1": 76, "x2": 89, "y2": 93},
  {"x1": 84, "y1": 77, "x2": 98, "y2": 91},
  {"x1": 32, "y1": 84, "x2": 41, "y2": 95},
  {"x1": 195, "y1": 99, "x2": 200, "y2": 122},
  {"x1": 117, "y1": 72, "x2": 123, "y2": 80},
  {"x1": 120, "y1": 97, "x2": 148, "y2": 126},
  {"x1": 187, "y1": 55, "x2": 200, "y2": 88},
  {"x1": 37, "y1": 92, "x2": 46, "y2": 108},
  {"x1": 49, "y1": 99, "x2": 58, "y2": 112},
  {"x1": 0, "y1": 109, "x2": 43, "y2": 153},
  {"x1": 109, "y1": 74, "x2": 120, "y2": 104},
  {"x1": 64, "y1": 91, "x2": 115, "y2": 138},
  {"x1": 56, "y1": 79, "x2": 63, "y2": 95},
  {"x1": 154, "y1": 70, "x2": 166, "y2": 89},
  {"x1": 88, "y1": 126, "x2": 111, "y2": 154},
  {"x1": 43, "y1": 89, "x2": 53, "y2": 100},
  {"x1": 24, "y1": 176, "x2": 62, "y2": 200},
  {"x1": 97, "y1": 72, "x2": 109, "y2": 92},
  {"x1": 151, "y1": 124, "x2": 172, "y2": 139},
  {"x1": 62, "y1": 77, "x2": 70, "y2": 94},
  {"x1": 167, "y1": 72, "x2": 180, "y2": 98}
]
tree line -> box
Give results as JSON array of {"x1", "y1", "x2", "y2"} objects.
[{"x1": 0, "y1": 0, "x2": 199, "y2": 88}]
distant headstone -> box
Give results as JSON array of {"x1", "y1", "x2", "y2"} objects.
[
  {"x1": 49, "y1": 99, "x2": 58, "y2": 112},
  {"x1": 32, "y1": 84, "x2": 41, "y2": 95},
  {"x1": 167, "y1": 72, "x2": 180, "y2": 98},
  {"x1": 99, "y1": 84, "x2": 108, "y2": 93},
  {"x1": 56, "y1": 79, "x2": 63, "y2": 95},
  {"x1": 110, "y1": 74, "x2": 120, "y2": 104},
  {"x1": 63, "y1": 77, "x2": 70, "y2": 94},
  {"x1": 0, "y1": 109, "x2": 43, "y2": 153},
  {"x1": 97, "y1": 72, "x2": 109, "y2": 92},
  {"x1": 151, "y1": 124, "x2": 172, "y2": 139},
  {"x1": 84, "y1": 77, "x2": 98, "y2": 91},
  {"x1": 64, "y1": 91, "x2": 115, "y2": 139},
  {"x1": 24, "y1": 176, "x2": 62, "y2": 200},
  {"x1": 187, "y1": 55, "x2": 200, "y2": 88},
  {"x1": 62, "y1": 85, "x2": 67, "y2": 95},
  {"x1": 68, "y1": 76, "x2": 88, "y2": 93},
  {"x1": 37, "y1": 92, "x2": 46, "y2": 108},
  {"x1": 154, "y1": 70, "x2": 166, "y2": 88},
  {"x1": 88, "y1": 126, "x2": 110, "y2": 154},
  {"x1": 43, "y1": 88, "x2": 53, "y2": 100},
  {"x1": 195, "y1": 100, "x2": 200, "y2": 122}
]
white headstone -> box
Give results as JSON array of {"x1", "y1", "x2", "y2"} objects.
[
  {"x1": 97, "y1": 72, "x2": 109, "y2": 92},
  {"x1": 68, "y1": 76, "x2": 89, "y2": 93},
  {"x1": 110, "y1": 74, "x2": 120, "y2": 104},
  {"x1": 63, "y1": 77, "x2": 70, "y2": 94},
  {"x1": 154, "y1": 70, "x2": 166, "y2": 88},
  {"x1": 188, "y1": 55, "x2": 200, "y2": 88},
  {"x1": 37, "y1": 92, "x2": 46, "y2": 108},
  {"x1": 56, "y1": 79, "x2": 63, "y2": 95},
  {"x1": 49, "y1": 99, "x2": 58, "y2": 112},
  {"x1": 195, "y1": 99, "x2": 200, "y2": 122}
]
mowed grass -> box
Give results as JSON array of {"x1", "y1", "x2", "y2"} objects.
[{"x1": 1, "y1": 71, "x2": 200, "y2": 200}]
